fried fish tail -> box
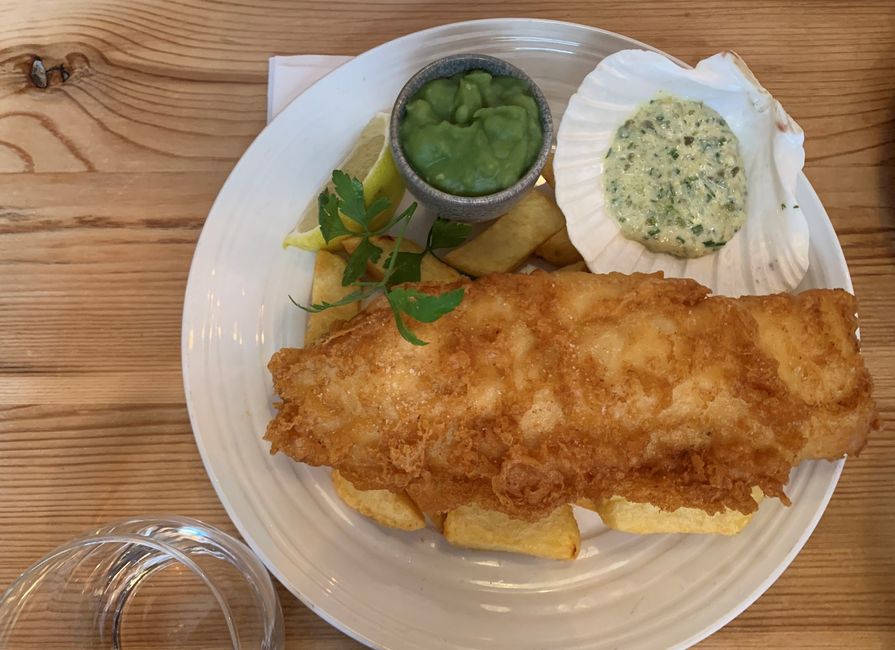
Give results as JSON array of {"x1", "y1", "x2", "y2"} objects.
[{"x1": 742, "y1": 291, "x2": 878, "y2": 460}]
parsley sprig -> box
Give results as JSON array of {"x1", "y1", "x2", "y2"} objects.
[{"x1": 293, "y1": 170, "x2": 470, "y2": 346}]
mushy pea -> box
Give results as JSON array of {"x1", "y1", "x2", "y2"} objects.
[
  {"x1": 603, "y1": 95, "x2": 747, "y2": 258},
  {"x1": 399, "y1": 70, "x2": 542, "y2": 197}
]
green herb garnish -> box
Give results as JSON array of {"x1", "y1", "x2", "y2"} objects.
[{"x1": 294, "y1": 170, "x2": 470, "y2": 346}]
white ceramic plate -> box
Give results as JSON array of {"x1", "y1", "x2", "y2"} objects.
[{"x1": 182, "y1": 18, "x2": 851, "y2": 650}]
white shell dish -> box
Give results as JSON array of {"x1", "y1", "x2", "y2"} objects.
[{"x1": 555, "y1": 50, "x2": 810, "y2": 296}]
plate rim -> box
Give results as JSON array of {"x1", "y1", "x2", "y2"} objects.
[{"x1": 181, "y1": 17, "x2": 851, "y2": 650}]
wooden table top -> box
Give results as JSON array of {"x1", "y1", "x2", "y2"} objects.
[{"x1": 1, "y1": 1, "x2": 892, "y2": 648}]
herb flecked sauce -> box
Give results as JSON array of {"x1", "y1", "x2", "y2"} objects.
[{"x1": 603, "y1": 96, "x2": 747, "y2": 258}]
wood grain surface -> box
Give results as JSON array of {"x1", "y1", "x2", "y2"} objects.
[{"x1": 1, "y1": 1, "x2": 893, "y2": 648}]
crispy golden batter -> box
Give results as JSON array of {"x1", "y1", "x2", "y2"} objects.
[{"x1": 265, "y1": 272, "x2": 878, "y2": 520}]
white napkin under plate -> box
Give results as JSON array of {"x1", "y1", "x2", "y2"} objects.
[{"x1": 267, "y1": 55, "x2": 352, "y2": 124}]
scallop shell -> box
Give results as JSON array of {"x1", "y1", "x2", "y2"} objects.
[{"x1": 554, "y1": 50, "x2": 809, "y2": 296}]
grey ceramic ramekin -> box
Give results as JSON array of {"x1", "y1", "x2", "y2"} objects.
[{"x1": 390, "y1": 53, "x2": 553, "y2": 223}]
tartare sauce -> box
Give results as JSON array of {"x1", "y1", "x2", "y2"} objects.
[{"x1": 603, "y1": 95, "x2": 747, "y2": 258}]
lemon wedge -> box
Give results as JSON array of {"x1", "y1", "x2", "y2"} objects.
[{"x1": 284, "y1": 112, "x2": 405, "y2": 251}]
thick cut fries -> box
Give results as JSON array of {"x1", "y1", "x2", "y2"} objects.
[
  {"x1": 578, "y1": 487, "x2": 764, "y2": 535},
  {"x1": 556, "y1": 260, "x2": 588, "y2": 273},
  {"x1": 304, "y1": 251, "x2": 359, "y2": 346},
  {"x1": 535, "y1": 227, "x2": 583, "y2": 266},
  {"x1": 332, "y1": 470, "x2": 425, "y2": 531},
  {"x1": 442, "y1": 191, "x2": 565, "y2": 276},
  {"x1": 443, "y1": 504, "x2": 580, "y2": 560}
]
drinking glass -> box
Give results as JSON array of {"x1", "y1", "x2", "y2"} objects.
[{"x1": 0, "y1": 516, "x2": 284, "y2": 649}]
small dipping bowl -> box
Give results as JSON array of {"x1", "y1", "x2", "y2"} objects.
[
  {"x1": 390, "y1": 53, "x2": 554, "y2": 223},
  {"x1": 0, "y1": 516, "x2": 284, "y2": 650}
]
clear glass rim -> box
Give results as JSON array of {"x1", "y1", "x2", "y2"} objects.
[{"x1": 0, "y1": 516, "x2": 284, "y2": 650}]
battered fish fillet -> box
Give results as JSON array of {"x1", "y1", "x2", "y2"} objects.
[{"x1": 265, "y1": 272, "x2": 878, "y2": 520}]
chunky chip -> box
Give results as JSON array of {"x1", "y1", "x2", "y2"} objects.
[
  {"x1": 304, "y1": 251, "x2": 360, "y2": 346},
  {"x1": 535, "y1": 226, "x2": 582, "y2": 267},
  {"x1": 442, "y1": 191, "x2": 565, "y2": 276},
  {"x1": 555, "y1": 260, "x2": 588, "y2": 273},
  {"x1": 443, "y1": 504, "x2": 580, "y2": 560},
  {"x1": 331, "y1": 470, "x2": 425, "y2": 531},
  {"x1": 580, "y1": 488, "x2": 765, "y2": 535}
]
